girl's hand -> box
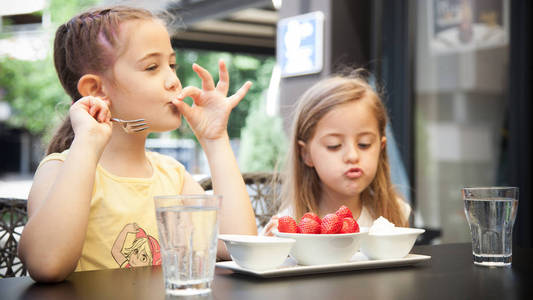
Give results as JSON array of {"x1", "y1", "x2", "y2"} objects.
[
  {"x1": 260, "y1": 215, "x2": 280, "y2": 236},
  {"x1": 172, "y1": 60, "x2": 252, "y2": 142},
  {"x1": 69, "y1": 96, "x2": 112, "y2": 149}
]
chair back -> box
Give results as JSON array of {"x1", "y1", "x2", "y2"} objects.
[
  {"x1": 0, "y1": 198, "x2": 28, "y2": 277},
  {"x1": 199, "y1": 172, "x2": 281, "y2": 230}
]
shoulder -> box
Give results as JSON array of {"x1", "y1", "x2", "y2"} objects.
[
  {"x1": 38, "y1": 149, "x2": 70, "y2": 168},
  {"x1": 28, "y1": 150, "x2": 70, "y2": 214}
]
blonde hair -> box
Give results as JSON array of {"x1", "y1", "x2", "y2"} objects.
[{"x1": 280, "y1": 71, "x2": 408, "y2": 227}]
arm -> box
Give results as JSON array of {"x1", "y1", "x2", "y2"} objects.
[
  {"x1": 175, "y1": 60, "x2": 257, "y2": 260},
  {"x1": 17, "y1": 97, "x2": 112, "y2": 282}
]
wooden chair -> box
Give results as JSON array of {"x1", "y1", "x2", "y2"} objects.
[
  {"x1": 199, "y1": 172, "x2": 281, "y2": 230},
  {"x1": 0, "y1": 198, "x2": 28, "y2": 277}
]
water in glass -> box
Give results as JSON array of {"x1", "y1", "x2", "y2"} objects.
[
  {"x1": 464, "y1": 198, "x2": 518, "y2": 266},
  {"x1": 156, "y1": 205, "x2": 218, "y2": 295}
]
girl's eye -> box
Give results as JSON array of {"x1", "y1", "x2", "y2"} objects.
[
  {"x1": 327, "y1": 144, "x2": 341, "y2": 150},
  {"x1": 170, "y1": 63, "x2": 177, "y2": 71},
  {"x1": 145, "y1": 64, "x2": 158, "y2": 71},
  {"x1": 358, "y1": 143, "x2": 371, "y2": 149}
]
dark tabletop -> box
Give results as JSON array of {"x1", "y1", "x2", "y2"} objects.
[{"x1": 1, "y1": 243, "x2": 531, "y2": 300}]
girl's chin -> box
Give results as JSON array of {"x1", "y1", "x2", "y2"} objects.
[{"x1": 148, "y1": 120, "x2": 182, "y2": 132}]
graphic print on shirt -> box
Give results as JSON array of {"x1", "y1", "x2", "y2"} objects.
[{"x1": 111, "y1": 222, "x2": 161, "y2": 268}]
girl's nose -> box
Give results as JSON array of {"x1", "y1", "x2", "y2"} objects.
[
  {"x1": 165, "y1": 71, "x2": 181, "y2": 91},
  {"x1": 344, "y1": 144, "x2": 359, "y2": 163}
]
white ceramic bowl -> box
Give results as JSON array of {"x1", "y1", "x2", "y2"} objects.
[
  {"x1": 360, "y1": 227, "x2": 425, "y2": 260},
  {"x1": 219, "y1": 234, "x2": 295, "y2": 270},
  {"x1": 274, "y1": 229, "x2": 368, "y2": 265}
]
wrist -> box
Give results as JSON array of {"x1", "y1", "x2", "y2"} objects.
[
  {"x1": 198, "y1": 132, "x2": 231, "y2": 153},
  {"x1": 71, "y1": 133, "x2": 107, "y2": 158}
]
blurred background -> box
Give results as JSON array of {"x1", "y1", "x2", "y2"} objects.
[{"x1": 1, "y1": 0, "x2": 531, "y2": 247}]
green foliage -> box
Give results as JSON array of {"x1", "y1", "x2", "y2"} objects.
[
  {"x1": 0, "y1": 0, "x2": 98, "y2": 138},
  {"x1": 0, "y1": 57, "x2": 69, "y2": 135},
  {"x1": 173, "y1": 50, "x2": 275, "y2": 140},
  {"x1": 49, "y1": 0, "x2": 99, "y2": 24},
  {"x1": 239, "y1": 97, "x2": 288, "y2": 172}
]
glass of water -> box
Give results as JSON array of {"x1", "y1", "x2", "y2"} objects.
[
  {"x1": 463, "y1": 187, "x2": 518, "y2": 267},
  {"x1": 154, "y1": 194, "x2": 221, "y2": 296}
]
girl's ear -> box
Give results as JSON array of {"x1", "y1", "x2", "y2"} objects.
[
  {"x1": 380, "y1": 136, "x2": 387, "y2": 150},
  {"x1": 77, "y1": 74, "x2": 108, "y2": 101},
  {"x1": 298, "y1": 140, "x2": 314, "y2": 167}
]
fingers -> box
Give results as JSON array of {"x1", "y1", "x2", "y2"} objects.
[
  {"x1": 177, "y1": 86, "x2": 203, "y2": 102},
  {"x1": 192, "y1": 63, "x2": 215, "y2": 91},
  {"x1": 260, "y1": 215, "x2": 279, "y2": 236},
  {"x1": 78, "y1": 96, "x2": 110, "y2": 123},
  {"x1": 227, "y1": 81, "x2": 252, "y2": 109},
  {"x1": 215, "y1": 60, "x2": 229, "y2": 95},
  {"x1": 171, "y1": 99, "x2": 192, "y2": 119}
]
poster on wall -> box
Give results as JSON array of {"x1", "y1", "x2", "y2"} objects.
[
  {"x1": 277, "y1": 11, "x2": 324, "y2": 77},
  {"x1": 428, "y1": 0, "x2": 509, "y2": 54}
]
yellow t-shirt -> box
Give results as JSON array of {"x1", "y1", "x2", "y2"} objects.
[{"x1": 38, "y1": 150, "x2": 185, "y2": 272}]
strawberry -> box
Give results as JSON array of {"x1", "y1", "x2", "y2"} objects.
[
  {"x1": 340, "y1": 217, "x2": 360, "y2": 233},
  {"x1": 297, "y1": 218, "x2": 321, "y2": 234},
  {"x1": 320, "y1": 213, "x2": 342, "y2": 234},
  {"x1": 278, "y1": 216, "x2": 297, "y2": 233},
  {"x1": 301, "y1": 212, "x2": 321, "y2": 225},
  {"x1": 335, "y1": 205, "x2": 353, "y2": 219}
]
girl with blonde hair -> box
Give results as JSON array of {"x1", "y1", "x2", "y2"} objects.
[{"x1": 264, "y1": 71, "x2": 410, "y2": 234}]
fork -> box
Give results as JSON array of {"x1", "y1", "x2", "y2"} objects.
[{"x1": 111, "y1": 118, "x2": 149, "y2": 133}]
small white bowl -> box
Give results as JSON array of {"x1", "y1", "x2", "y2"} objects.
[
  {"x1": 274, "y1": 229, "x2": 368, "y2": 265},
  {"x1": 219, "y1": 234, "x2": 295, "y2": 270},
  {"x1": 360, "y1": 227, "x2": 425, "y2": 260}
]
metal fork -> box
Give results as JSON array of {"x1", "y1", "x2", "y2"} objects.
[{"x1": 111, "y1": 118, "x2": 149, "y2": 133}]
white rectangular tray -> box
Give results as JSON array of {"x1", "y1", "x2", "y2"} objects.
[{"x1": 216, "y1": 252, "x2": 431, "y2": 278}]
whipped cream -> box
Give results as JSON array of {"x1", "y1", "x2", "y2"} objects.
[{"x1": 369, "y1": 216, "x2": 395, "y2": 235}]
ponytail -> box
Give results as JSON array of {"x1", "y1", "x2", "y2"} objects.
[{"x1": 47, "y1": 117, "x2": 75, "y2": 155}]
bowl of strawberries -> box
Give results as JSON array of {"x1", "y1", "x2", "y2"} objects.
[{"x1": 273, "y1": 205, "x2": 368, "y2": 265}]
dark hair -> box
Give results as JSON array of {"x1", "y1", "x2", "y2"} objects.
[{"x1": 47, "y1": 6, "x2": 155, "y2": 154}]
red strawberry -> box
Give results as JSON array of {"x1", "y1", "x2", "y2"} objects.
[
  {"x1": 297, "y1": 218, "x2": 321, "y2": 234},
  {"x1": 335, "y1": 205, "x2": 353, "y2": 219},
  {"x1": 278, "y1": 216, "x2": 297, "y2": 233},
  {"x1": 320, "y1": 213, "x2": 342, "y2": 234},
  {"x1": 339, "y1": 217, "x2": 360, "y2": 233},
  {"x1": 301, "y1": 212, "x2": 321, "y2": 225}
]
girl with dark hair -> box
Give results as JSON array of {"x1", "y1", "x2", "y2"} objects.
[{"x1": 18, "y1": 6, "x2": 257, "y2": 282}]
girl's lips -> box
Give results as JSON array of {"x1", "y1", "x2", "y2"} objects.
[{"x1": 345, "y1": 168, "x2": 363, "y2": 179}]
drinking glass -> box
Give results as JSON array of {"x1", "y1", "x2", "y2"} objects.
[
  {"x1": 463, "y1": 187, "x2": 518, "y2": 267},
  {"x1": 154, "y1": 194, "x2": 221, "y2": 295}
]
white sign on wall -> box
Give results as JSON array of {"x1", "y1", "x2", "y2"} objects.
[{"x1": 277, "y1": 11, "x2": 324, "y2": 77}]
